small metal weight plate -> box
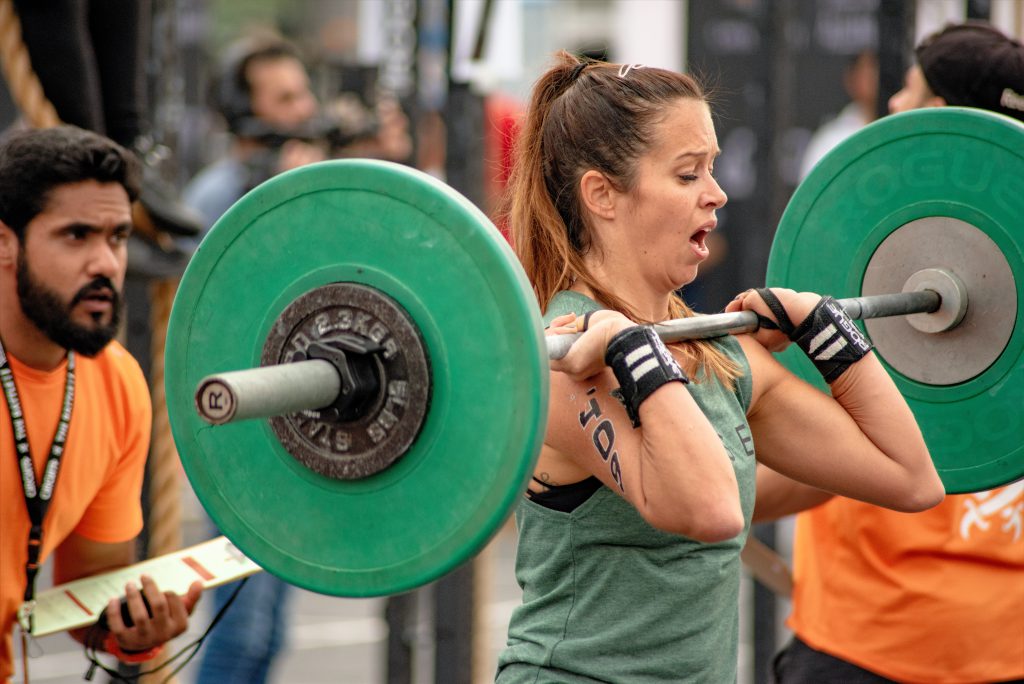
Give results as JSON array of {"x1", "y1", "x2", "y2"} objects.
[
  {"x1": 862, "y1": 218, "x2": 1015, "y2": 385},
  {"x1": 262, "y1": 282, "x2": 431, "y2": 480},
  {"x1": 165, "y1": 160, "x2": 548, "y2": 596},
  {"x1": 767, "y1": 108, "x2": 1024, "y2": 494}
]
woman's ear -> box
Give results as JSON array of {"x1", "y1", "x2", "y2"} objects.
[{"x1": 579, "y1": 170, "x2": 617, "y2": 221}]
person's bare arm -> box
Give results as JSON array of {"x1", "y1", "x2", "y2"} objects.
[
  {"x1": 752, "y1": 464, "x2": 833, "y2": 522},
  {"x1": 542, "y1": 312, "x2": 744, "y2": 542},
  {"x1": 726, "y1": 288, "x2": 944, "y2": 512}
]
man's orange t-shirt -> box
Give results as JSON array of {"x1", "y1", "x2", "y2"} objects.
[
  {"x1": 789, "y1": 489, "x2": 1024, "y2": 683},
  {"x1": 0, "y1": 342, "x2": 151, "y2": 682}
]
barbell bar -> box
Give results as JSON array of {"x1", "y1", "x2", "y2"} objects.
[
  {"x1": 196, "y1": 289, "x2": 943, "y2": 426},
  {"x1": 545, "y1": 289, "x2": 943, "y2": 360},
  {"x1": 165, "y1": 107, "x2": 1024, "y2": 597}
]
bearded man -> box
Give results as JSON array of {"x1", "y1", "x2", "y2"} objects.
[{"x1": 0, "y1": 126, "x2": 201, "y2": 684}]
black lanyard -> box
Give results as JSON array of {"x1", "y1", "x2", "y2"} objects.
[{"x1": 0, "y1": 338, "x2": 75, "y2": 632}]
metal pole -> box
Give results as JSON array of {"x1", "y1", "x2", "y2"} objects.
[
  {"x1": 877, "y1": 0, "x2": 912, "y2": 120},
  {"x1": 433, "y1": 561, "x2": 475, "y2": 684},
  {"x1": 193, "y1": 290, "x2": 941, "y2": 425},
  {"x1": 546, "y1": 290, "x2": 940, "y2": 360},
  {"x1": 752, "y1": 522, "x2": 777, "y2": 684},
  {"x1": 384, "y1": 592, "x2": 416, "y2": 684}
]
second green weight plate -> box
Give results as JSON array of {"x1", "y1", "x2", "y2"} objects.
[{"x1": 767, "y1": 108, "x2": 1024, "y2": 494}]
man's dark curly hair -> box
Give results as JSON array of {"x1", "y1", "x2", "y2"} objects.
[{"x1": 0, "y1": 126, "x2": 141, "y2": 240}]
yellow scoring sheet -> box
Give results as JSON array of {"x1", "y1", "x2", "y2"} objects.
[{"x1": 24, "y1": 536, "x2": 262, "y2": 637}]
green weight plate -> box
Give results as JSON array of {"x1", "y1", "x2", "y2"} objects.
[
  {"x1": 166, "y1": 160, "x2": 548, "y2": 596},
  {"x1": 767, "y1": 108, "x2": 1024, "y2": 494}
]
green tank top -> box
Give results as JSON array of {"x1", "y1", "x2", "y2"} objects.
[{"x1": 497, "y1": 291, "x2": 756, "y2": 683}]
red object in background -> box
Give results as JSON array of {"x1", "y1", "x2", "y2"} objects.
[{"x1": 484, "y1": 94, "x2": 524, "y2": 244}]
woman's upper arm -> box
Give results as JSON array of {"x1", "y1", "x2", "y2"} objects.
[
  {"x1": 543, "y1": 363, "x2": 744, "y2": 541},
  {"x1": 543, "y1": 367, "x2": 647, "y2": 497},
  {"x1": 740, "y1": 335, "x2": 863, "y2": 477},
  {"x1": 738, "y1": 335, "x2": 939, "y2": 509}
]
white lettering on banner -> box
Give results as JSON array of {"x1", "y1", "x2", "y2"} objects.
[{"x1": 380, "y1": 0, "x2": 415, "y2": 98}]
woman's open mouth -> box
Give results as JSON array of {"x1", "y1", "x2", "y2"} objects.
[{"x1": 690, "y1": 228, "x2": 711, "y2": 259}]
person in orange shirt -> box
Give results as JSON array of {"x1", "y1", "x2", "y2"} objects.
[
  {"x1": 0, "y1": 126, "x2": 202, "y2": 683},
  {"x1": 759, "y1": 22, "x2": 1024, "y2": 684}
]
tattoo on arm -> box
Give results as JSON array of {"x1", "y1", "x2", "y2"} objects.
[
  {"x1": 579, "y1": 387, "x2": 602, "y2": 427},
  {"x1": 577, "y1": 387, "x2": 625, "y2": 491}
]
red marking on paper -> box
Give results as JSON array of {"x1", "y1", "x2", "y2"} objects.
[
  {"x1": 182, "y1": 556, "x2": 214, "y2": 581},
  {"x1": 65, "y1": 590, "x2": 93, "y2": 616}
]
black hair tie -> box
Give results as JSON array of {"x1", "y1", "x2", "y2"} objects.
[{"x1": 580, "y1": 310, "x2": 595, "y2": 332}]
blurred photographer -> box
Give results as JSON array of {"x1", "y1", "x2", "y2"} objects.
[
  {"x1": 182, "y1": 34, "x2": 323, "y2": 684},
  {"x1": 185, "y1": 35, "x2": 412, "y2": 243},
  {"x1": 183, "y1": 35, "x2": 326, "y2": 235}
]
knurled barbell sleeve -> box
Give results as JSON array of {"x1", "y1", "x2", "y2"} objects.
[{"x1": 195, "y1": 359, "x2": 341, "y2": 425}]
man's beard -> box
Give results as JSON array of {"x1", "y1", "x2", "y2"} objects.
[{"x1": 16, "y1": 253, "x2": 122, "y2": 357}]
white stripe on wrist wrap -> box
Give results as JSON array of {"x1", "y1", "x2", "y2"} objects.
[
  {"x1": 791, "y1": 296, "x2": 874, "y2": 382},
  {"x1": 604, "y1": 325, "x2": 689, "y2": 427}
]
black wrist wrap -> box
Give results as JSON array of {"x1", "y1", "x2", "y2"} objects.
[
  {"x1": 791, "y1": 296, "x2": 874, "y2": 383},
  {"x1": 604, "y1": 325, "x2": 689, "y2": 427}
]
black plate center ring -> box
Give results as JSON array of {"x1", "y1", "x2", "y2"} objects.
[{"x1": 261, "y1": 282, "x2": 432, "y2": 480}]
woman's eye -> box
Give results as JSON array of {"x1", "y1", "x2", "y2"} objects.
[{"x1": 679, "y1": 174, "x2": 698, "y2": 183}]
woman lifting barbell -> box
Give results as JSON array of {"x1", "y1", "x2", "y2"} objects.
[{"x1": 495, "y1": 51, "x2": 945, "y2": 683}]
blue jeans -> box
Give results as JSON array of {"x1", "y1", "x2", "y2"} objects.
[{"x1": 194, "y1": 545, "x2": 293, "y2": 683}]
